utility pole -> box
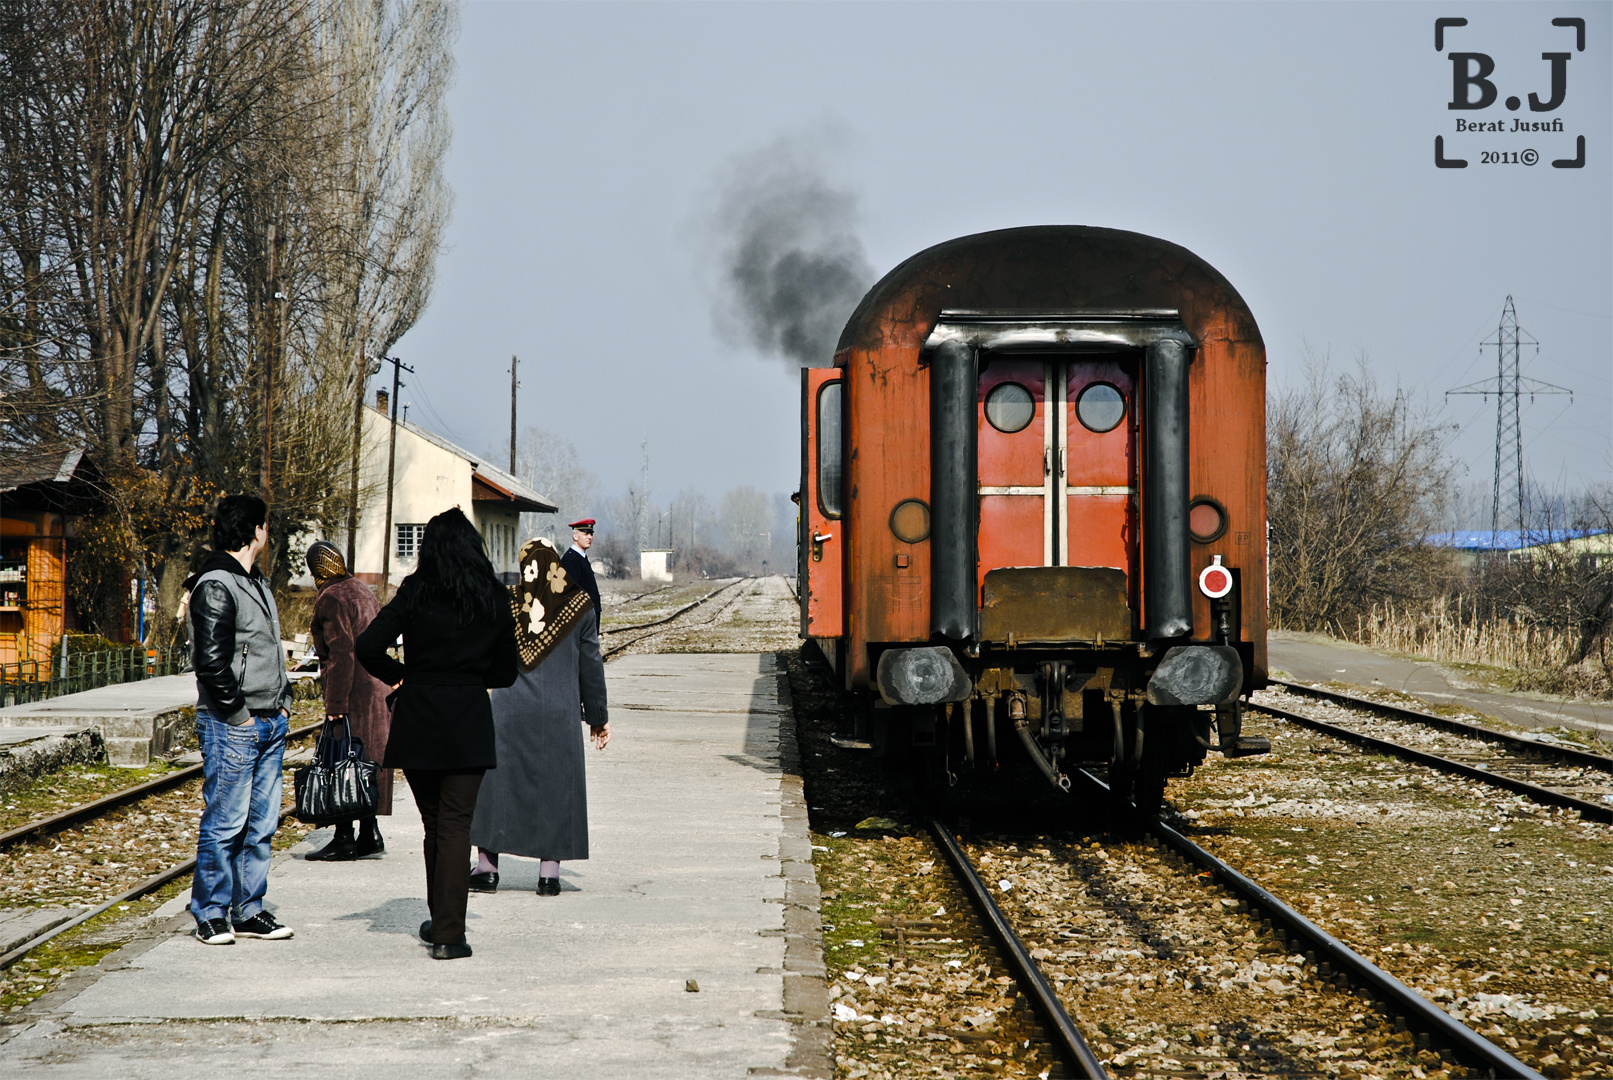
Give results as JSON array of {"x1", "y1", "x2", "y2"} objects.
[
  {"x1": 261, "y1": 224, "x2": 277, "y2": 503},
  {"x1": 260, "y1": 224, "x2": 285, "y2": 575},
  {"x1": 1447, "y1": 296, "x2": 1571, "y2": 543},
  {"x1": 345, "y1": 316, "x2": 372, "y2": 573},
  {"x1": 378, "y1": 356, "x2": 415, "y2": 599},
  {"x1": 509, "y1": 354, "x2": 519, "y2": 474},
  {"x1": 640, "y1": 432, "x2": 651, "y2": 550}
]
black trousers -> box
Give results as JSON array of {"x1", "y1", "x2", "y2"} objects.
[{"x1": 404, "y1": 768, "x2": 485, "y2": 944}]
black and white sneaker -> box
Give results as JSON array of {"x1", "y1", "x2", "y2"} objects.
[
  {"x1": 232, "y1": 912, "x2": 294, "y2": 940},
  {"x1": 195, "y1": 917, "x2": 235, "y2": 945}
]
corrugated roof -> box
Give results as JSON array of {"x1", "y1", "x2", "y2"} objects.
[
  {"x1": 392, "y1": 416, "x2": 557, "y2": 513},
  {"x1": 1426, "y1": 529, "x2": 1605, "y2": 551},
  {"x1": 0, "y1": 445, "x2": 84, "y2": 494}
]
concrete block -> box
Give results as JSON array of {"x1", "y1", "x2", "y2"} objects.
[{"x1": 0, "y1": 675, "x2": 196, "y2": 767}]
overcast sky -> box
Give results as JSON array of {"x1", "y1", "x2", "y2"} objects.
[{"x1": 393, "y1": 1, "x2": 1611, "y2": 517}]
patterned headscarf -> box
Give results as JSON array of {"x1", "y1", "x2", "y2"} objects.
[
  {"x1": 306, "y1": 540, "x2": 348, "y2": 590},
  {"x1": 511, "y1": 537, "x2": 591, "y2": 673}
]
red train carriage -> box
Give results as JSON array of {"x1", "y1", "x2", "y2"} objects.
[{"x1": 799, "y1": 225, "x2": 1270, "y2": 816}]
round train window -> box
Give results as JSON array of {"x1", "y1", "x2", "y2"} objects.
[
  {"x1": 889, "y1": 499, "x2": 931, "y2": 544},
  {"x1": 984, "y1": 382, "x2": 1035, "y2": 433},
  {"x1": 1189, "y1": 497, "x2": 1228, "y2": 543},
  {"x1": 1075, "y1": 382, "x2": 1126, "y2": 433}
]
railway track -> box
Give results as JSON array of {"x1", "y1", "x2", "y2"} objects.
[
  {"x1": 936, "y1": 784, "x2": 1543, "y2": 1080},
  {"x1": 0, "y1": 721, "x2": 323, "y2": 853},
  {"x1": 927, "y1": 816, "x2": 1108, "y2": 1078},
  {"x1": 1252, "y1": 681, "x2": 1613, "y2": 825},
  {"x1": 0, "y1": 722, "x2": 323, "y2": 971},
  {"x1": 0, "y1": 801, "x2": 308, "y2": 971},
  {"x1": 600, "y1": 577, "x2": 751, "y2": 659}
]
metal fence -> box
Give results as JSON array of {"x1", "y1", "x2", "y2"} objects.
[{"x1": 0, "y1": 645, "x2": 189, "y2": 707}]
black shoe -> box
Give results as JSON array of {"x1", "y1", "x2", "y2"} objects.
[
  {"x1": 305, "y1": 835, "x2": 359, "y2": 862},
  {"x1": 232, "y1": 911, "x2": 294, "y2": 939},
  {"x1": 195, "y1": 917, "x2": 235, "y2": 945},
  {"x1": 429, "y1": 940, "x2": 472, "y2": 960},
  {"x1": 353, "y1": 832, "x2": 385, "y2": 857},
  {"x1": 419, "y1": 920, "x2": 432, "y2": 943},
  {"x1": 468, "y1": 871, "x2": 499, "y2": 892},
  {"x1": 537, "y1": 876, "x2": 560, "y2": 896}
]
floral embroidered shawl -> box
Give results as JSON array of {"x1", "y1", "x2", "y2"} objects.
[{"x1": 510, "y1": 537, "x2": 592, "y2": 672}]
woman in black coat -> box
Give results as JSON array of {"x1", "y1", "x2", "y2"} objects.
[{"x1": 356, "y1": 508, "x2": 517, "y2": 960}]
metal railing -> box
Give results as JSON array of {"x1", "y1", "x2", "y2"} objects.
[{"x1": 0, "y1": 645, "x2": 189, "y2": 707}]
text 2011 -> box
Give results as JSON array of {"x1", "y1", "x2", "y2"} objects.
[{"x1": 1480, "y1": 149, "x2": 1540, "y2": 165}]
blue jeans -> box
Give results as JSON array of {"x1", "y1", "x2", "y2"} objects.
[{"x1": 190, "y1": 708, "x2": 287, "y2": 923}]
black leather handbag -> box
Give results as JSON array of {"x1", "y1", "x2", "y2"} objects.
[{"x1": 293, "y1": 717, "x2": 379, "y2": 824}]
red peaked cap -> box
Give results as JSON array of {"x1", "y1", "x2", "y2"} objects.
[{"x1": 568, "y1": 519, "x2": 596, "y2": 530}]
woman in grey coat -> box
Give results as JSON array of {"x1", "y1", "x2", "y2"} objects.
[{"x1": 469, "y1": 537, "x2": 610, "y2": 896}]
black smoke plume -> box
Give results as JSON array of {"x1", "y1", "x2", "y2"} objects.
[{"x1": 711, "y1": 138, "x2": 875, "y2": 367}]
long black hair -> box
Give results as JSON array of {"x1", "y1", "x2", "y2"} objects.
[{"x1": 403, "y1": 508, "x2": 505, "y2": 623}]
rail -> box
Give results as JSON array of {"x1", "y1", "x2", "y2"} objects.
[
  {"x1": 601, "y1": 579, "x2": 750, "y2": 660},
  {"x1": 1250, "y1": 699, "x2": 1613, "y2": 825},
  {"x1": 1072, "y1": 767, "x2": 1545, "y2": 1080},
  {"x1": 0, "y1": 720, "x2": 323, "y2": 852},
  {"x1": 0, "y1": 720, "x2": 326, "y2": 968},
  {"x1": 927, "y1": 816, "x2": 1109, "y2": 1079},
  {"x1": 600, "y1": 579, "x2": 744, "y2": 636},
  {"x1": 1270, "y1": 678, "x2": 1613, "y2": 773},
  {"x1": 0, "y1": 801, "x2": 307, "y2": 971}
]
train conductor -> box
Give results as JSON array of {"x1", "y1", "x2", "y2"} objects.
[{"x1": 562, "y1": 519, "x2": 602, "y2": 620}]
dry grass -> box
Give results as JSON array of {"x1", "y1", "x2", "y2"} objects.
[{"x1": 1354, "y1": 599, "x2": 1611, "y2": 700}]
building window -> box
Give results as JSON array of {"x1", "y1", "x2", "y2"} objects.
[{"x1": 396, "y1": 523, "x2": 425, "y2": 561}]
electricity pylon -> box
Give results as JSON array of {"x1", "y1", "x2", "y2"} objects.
[{"x1": 1446, "y1": 296, "x2": 1572, "y2": 542}]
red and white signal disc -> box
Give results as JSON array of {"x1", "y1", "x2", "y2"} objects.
[{"x1": 1198, "y1": 562, "x2": 1233, "y2": 599}]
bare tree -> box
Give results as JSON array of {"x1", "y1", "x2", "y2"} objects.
[
  {"x1": 0, "y1": 0, "x2": 457, "y2": 642},
  {"x1": 669, "y1": 487, "x2": 713, "y2": 555},
  {"x1": 1267, "y1": 353, "x2": 1458, "y2": 633},
  {"x1": 509, "y1": 425, "x2": 596, "y2": 546},
  {"x1": 717, "y1": 485, "x2": 771, "y2": 570}
]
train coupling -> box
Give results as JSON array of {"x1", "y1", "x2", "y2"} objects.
[{"x1": 1190, "y1": 701, "x2": 1271, "y2": 758}]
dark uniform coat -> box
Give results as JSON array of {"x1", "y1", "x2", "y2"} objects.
[
  {"x1": 561, "y1": 546, "x2": 602, "y2": 620},
  {"x1": 355, "y1": 579, "x2": 519, "y2": 771},
  {"x1": 311, "y1": 575, "x2": 395, "y2": 813},
  {"x1": 469, "y1": 608, "x2": 608, "y2": 861}
]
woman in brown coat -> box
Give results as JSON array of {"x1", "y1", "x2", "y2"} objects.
[{"x1": 305, "y1": 541, "x2": 393, "y2": 860}]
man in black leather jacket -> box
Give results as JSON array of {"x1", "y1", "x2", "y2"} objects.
[{"x1": 182, "y1": 495, "x2": 295, "y2": 946}]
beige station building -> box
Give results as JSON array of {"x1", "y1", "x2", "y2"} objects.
[{"x1": 298, "y1": 389, "x2": 555, "y2": 588}]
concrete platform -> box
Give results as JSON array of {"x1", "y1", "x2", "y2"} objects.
[
  {"x1": 0, "y1": 675, "x2": 195, "y2": 766},
  {"x1": 1269, "y1": 631, "x2": 1613, "y2": 747},
  {"x1": 0, "y1": 727, "x2": 87, "y2": 747},
  {"x1": 0, "y1": 653, "x2": 829, "y2": 1078}
]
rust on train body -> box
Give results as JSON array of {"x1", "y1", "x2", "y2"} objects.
[{"x1": 801, "y1": 225, "x2": 1270, "y2": 813}]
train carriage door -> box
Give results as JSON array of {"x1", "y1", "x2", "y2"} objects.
[
  {"x1": 801, "y1": 368, "x2": 844, "y2": 639},
  {"x1": 1063, "y1": 357, "x2": 1139, "y2": 599},
  {"x1": 977, "y1": 358, "x2": 1053, "y2": 583}
]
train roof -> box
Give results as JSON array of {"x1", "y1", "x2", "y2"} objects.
[{"x1": 835, "y1": 225, "x2": 1262, "y2": 356}]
